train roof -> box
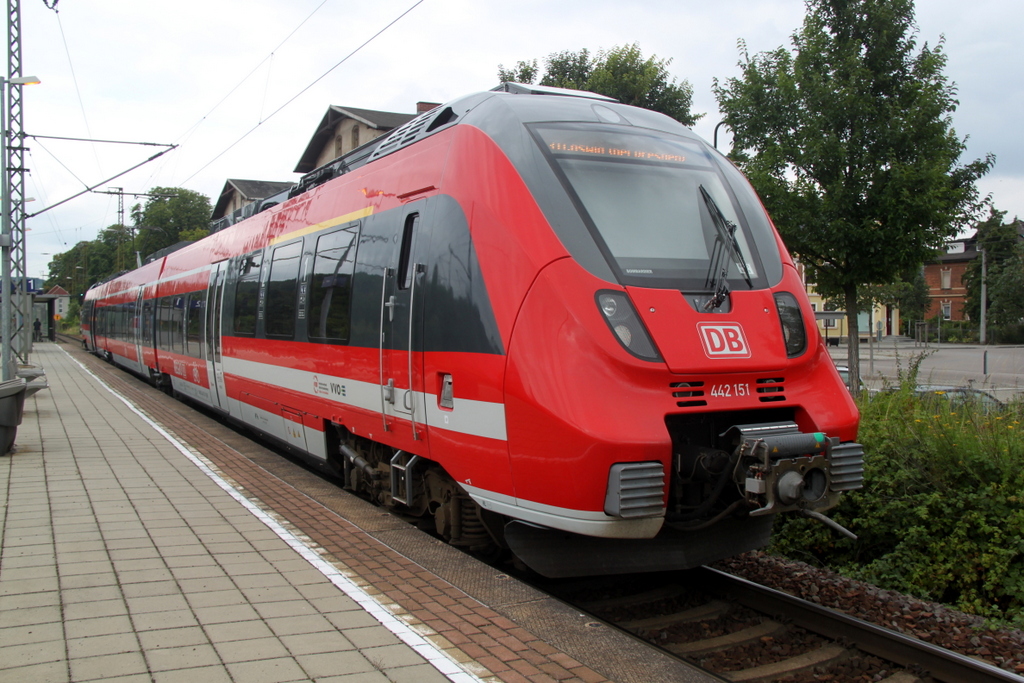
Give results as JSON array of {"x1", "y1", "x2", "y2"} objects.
[
  {"x1": 288, "y1": 84, "x2": 693, "y2": 198},
  {"x1": 207, "y1": 83, "x2": 699, "y2": 238}
]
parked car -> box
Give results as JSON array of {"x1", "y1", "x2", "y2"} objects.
[
  {"x1": 879, "y1": 384, "x2": 1004, "y2": 411},
  {"x1": 834, "y1": 365, "x2": 865, "y2": 393},
  {"x1": 911, "y1": 385, "x2": 1004, "y2": 412}
]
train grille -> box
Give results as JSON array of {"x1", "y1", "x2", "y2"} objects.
[
  {"x1": 829, "y1": 442, "x2": 865, "y2": 491},
  {"x1": 371, "y1": 116, "x2": 431, "y2": 158},
  {"x1": 670, "y1": 381, "x2": 706, "y2": 407},
  {"x1": 604, "y1": 462, "x2": 665, "y2": 519},
  {"x1": 756, "y1": 377, "x2": 787, "y2": 402}
]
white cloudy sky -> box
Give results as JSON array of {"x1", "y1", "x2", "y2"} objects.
[{"x1": 18, "y1": 0, "x2": 1023, "y2": 281}]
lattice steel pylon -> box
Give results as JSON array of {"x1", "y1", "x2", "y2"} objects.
[{"x1": 4, "y1": 0, "x2": 29, "y2": 371}]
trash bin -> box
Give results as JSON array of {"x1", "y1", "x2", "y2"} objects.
[{"x1": 0, "y1": 377, "x2": 28, "y2": 454}]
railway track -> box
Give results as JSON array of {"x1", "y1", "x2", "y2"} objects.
[{"x1": 543, "y1": 566, "x2": 1022, "y2": 682}]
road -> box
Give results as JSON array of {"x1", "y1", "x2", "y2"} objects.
[{"x1": 827, "y1": 337, "x2": 1024, "y2": 401}]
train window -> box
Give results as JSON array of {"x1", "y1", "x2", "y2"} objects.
[
  {"x1": 172, "y1": 297, "x2": 185, "y2": 353},
  {"x1": 157, "y1": 297, "x2": 172, "y2": 350},
  {"x1": 265, "y1": 242, "x2": 302, "y2": 339},
  {"x1": 398, "y1": 213, "x2": 418, "y2": 290},
  {"x1": 531, "y1": 123, "x2": 777, "y2": 291},
  {"x1": 309, "y1": 225, "x2": 359, "y2": 343},
  {"x1": 186, "y1": 293, "x2": 203, "y2": 357},
  {"x1": 142, "y1": 300, "x2": 154, "y2": 345},
  {"x1": 233, "y1": 250, "x2": 263, "y2": 337}
]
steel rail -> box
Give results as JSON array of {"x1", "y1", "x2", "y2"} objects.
[{"x1": 695, "y1": 566, "x2": 1021, "y2": 683}]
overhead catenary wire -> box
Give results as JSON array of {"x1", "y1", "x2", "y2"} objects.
[
  {"x1": 27, "y1": 146, "x2": 178, "y2": 218},
  {"x1": 179, "y1": 0, "x2": 426, "y2": 186},
  {"x1": 55, "y1": 11, "x2": 103, "y2": 177},
  {"x1": 32, "y1": 137, "x2": 90, "y2": 188},
  {"x1": 170, "y1": 0, "x2": 332, "y2": 151}
]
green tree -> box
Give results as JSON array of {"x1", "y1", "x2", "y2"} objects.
[
  {"x1": 713, "y1": 0, "x2": 991, "y2": 392},
  {"x1": 540, "y1": 49, "x2": 593, "y2": 90},
  {"x1": 497, "y1": 43, "x2": 701, "y2": 126},
  {"x1": 497, "y1": 60, "x2": 539, "y2": 85},
  {"x1": 988, "y1": 242, "x2": 1024, "y2": 328},
  {"x1": 132, "y1": 187, "x2": 212, "y2": 260},
  {"x1": 47, "y1": 186, "x2": 213, "y2": 296},
  {"x1": 963, "y1": 208, "x2": 1021, "y2": 324},
  {"x1": 894, "y1": 268, "x2": 931, "y2": 333}
]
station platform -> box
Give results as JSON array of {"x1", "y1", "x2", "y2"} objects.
[{"x1": 1, "y1": 342, "x2": 709, "y2": 683}]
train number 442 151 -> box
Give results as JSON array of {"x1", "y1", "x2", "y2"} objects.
[{"x1": 710, "y1": 383, "x2": 750, "y2": 398}]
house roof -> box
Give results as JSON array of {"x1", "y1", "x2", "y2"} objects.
[
  {"x1": 212, "y1": 179, "x2": 294, "y2": 219},
  {"x1": 46, "y1": 285, "x2": 70, "y2": 296},
  {"x1": 934, "y1": 236, "x2": 979, "y2": 264},
  {"x1": 931, "y1": 220, "x2": 1024, "y2": 265},
  {"x1": 294, "y1": 105, "x2": 417, "y2": 173}
]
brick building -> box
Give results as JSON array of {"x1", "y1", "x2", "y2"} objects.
[{"x1": 923, "y1": 237, "x2": 977, "y2": 321}]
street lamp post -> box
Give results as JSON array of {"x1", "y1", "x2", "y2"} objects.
[{"x1": 1, "y1": 74, "x2": 38, "y2": 382}]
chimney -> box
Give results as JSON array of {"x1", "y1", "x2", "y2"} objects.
[{"x1": 416, "y1": 101, "x2": 441, "y2": 114}]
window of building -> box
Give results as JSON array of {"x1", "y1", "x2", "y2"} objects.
[
  {"x1": 941, "y1": 301, "x2": 952, "y2": 320},
  {"x1": 351, "y1": 125, "x2": 359, "y2": 150},
  {"x1": 940, "y1": 269, "x2": 952, "y2": 290},
  {"x1": 265, "y1": 242, "x2": 302, "y2": 339},
  {"x1": 309, "y1": 225, "x2": 359, "y2": 342}
]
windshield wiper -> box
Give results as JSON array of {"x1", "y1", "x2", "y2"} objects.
[{"x1": 699, "y1": 185, "x2": 753, "y2": 311}]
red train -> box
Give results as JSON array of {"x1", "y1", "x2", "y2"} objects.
[{"x1": 83, "y1": 84, "x2": 863, "y2": 577}]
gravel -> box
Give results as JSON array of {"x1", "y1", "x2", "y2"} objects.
[{"x1": 714, "y1": 551, "x2": 1024, "y2": 675}]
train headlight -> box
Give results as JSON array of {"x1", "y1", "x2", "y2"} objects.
[
  {"x1": 773, "y1": 292, "x2": 807, "y2": 358},
  {"x1": 596, "y1": 291, "x2": 662, "y2": 362}
]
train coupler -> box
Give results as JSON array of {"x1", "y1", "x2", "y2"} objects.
[{"x1": 725, "y1": 422, "x2": 863, "y2": 518}]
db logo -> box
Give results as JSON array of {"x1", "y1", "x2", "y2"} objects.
[{"x1": 697, "y1": 322, "x2": 751, "y2": 358}]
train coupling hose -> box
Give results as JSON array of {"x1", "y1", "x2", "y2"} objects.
[{"x1": 799, "y1": 509, "x2": 857, "y2": 540}]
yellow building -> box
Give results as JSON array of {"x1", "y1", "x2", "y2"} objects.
[{"x1": 798, "y1": 262, "x2": 899, "y2": 345}]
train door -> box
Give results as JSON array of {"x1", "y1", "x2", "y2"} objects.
[
  {"x1": 205, "y1": 261, "x2": 229, "y2": 413},
  {"x1": 379, "y1": 208, "x2": 428, "y2": 442},
  {"x1": 132, "y1": 288, "x2": 145, "y2": 374}
]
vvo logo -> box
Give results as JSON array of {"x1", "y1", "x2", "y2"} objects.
[{"x1": 697, "y1": 322, "x2": 751, "y2": 358}]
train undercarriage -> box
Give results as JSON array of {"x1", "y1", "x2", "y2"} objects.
[{"x1": 320, "y1": 409, "x2": 862, "y2": 578}]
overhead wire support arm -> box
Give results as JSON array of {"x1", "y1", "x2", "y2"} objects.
[
  {"x1": 26, "y1": 133, "x2": 175, "y2": 147},
  {"x1": 26, "y1": 144, "x2": 178, "y2": 218}
]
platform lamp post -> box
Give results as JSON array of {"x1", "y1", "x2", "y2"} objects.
[{"x1": 1, "y1": 74, "x2": 39, "y2": 382}]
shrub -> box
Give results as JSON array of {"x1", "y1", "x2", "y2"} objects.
[{"x1": 769, "y1": 362, "x2": 1024, "y2": 624}]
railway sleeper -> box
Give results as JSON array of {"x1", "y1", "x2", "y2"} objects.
[
  {"x1": 722, "y1": 643, "x2": 850, "y2": 682},
  {"x1": 666, "y1": 618, "x2": 785, "y2": 657},
  {"x1": 620, "y1": 599, "x2": 732, "y2": 631}
]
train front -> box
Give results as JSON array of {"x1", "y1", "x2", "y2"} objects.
[{"x1": 465, "y1": 93, "x2": 864, "y2": 577}]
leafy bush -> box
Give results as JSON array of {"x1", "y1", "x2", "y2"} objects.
[
  {"x1": 993, "y1": 323, "x2": 1024, "y2": 345},
  {"x1": 770, "y1": 359, "x2": 1024, "y2": 624}
]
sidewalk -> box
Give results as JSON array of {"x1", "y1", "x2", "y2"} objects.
[{"x1": 0, "y1": 344, "x2": 468, "y2": 683}]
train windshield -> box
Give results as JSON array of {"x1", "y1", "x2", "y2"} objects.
[{"x1": 532, "y1": 123, "x2": 778, "y2": 290}]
